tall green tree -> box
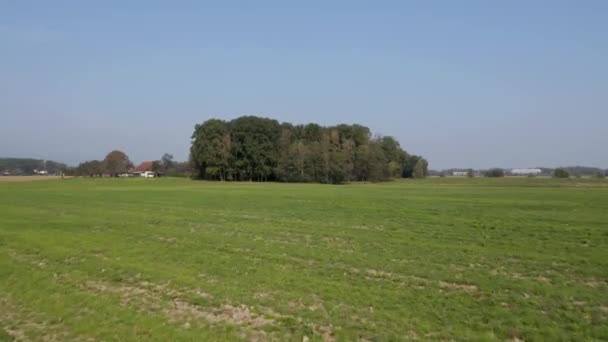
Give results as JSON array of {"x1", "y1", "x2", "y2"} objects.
[
  {"x1": 229, "y1": 116, "x2": 281, "y2": 181},
  {"x1": 413, "y1": 159, "x2": 428, "y2": 179},
  {"x1": 161, "y1": 153, "x2": 174, "y2": 172},
  {"x1": 190, "y1": 119, "x2": 232, "y2": 180}
]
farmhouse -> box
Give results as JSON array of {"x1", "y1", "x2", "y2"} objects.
[
  {"x1": 131, "y1": 161, "x2": 157, "y2": 178},
  {"x1": 511, "y1": 168, "x2": 542, "y2": 176}
]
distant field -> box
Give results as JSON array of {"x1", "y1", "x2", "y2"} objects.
[
  {"x1": 0, "y1": 178, "x2": 607, "y2": 340},
  {"x1": 0, "y1": 176, "x2": 67, "y2": 182}
]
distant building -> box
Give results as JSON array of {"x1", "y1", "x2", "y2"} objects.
[
  {"x1": 131, "y1": 161, "x2": 157, "y2": 178},
  {"x1": 141, "y1": 171, "x2": 156, "y2": 178},
  {"x1": 511, "y1": 168, "x2": 542, "y2": 176},
  {"x1": 452, "y1": 171, "x2": 468, "y2": 176}
]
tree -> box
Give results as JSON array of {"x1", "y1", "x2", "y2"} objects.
[
  {"x1": 379, "y1": 136, "x2": 404, "y2": 178},
  {"x1": 401, "y1": 155, "x2": 417, "y2": 178},
  {"x1": 103, "y1": 150, "x2": 131, "y2": 177},
  {"x1": 484, "y1": 168, "x2": 504, "y2": 177},
  {"x1": 151, "y1": 161, "x2": 162, "y2": 175},
  {"x1": 76, "y1": 160, "x2": 103, "y2": 177},
  {"x1": 413, "y1": 159, "x2": 427, "y2": 179},
  {"x1": 467, "y1": 169, "x2": 474, "y2": 178},
  {"x1": 161, "y1": 153, "x2": 174, "y2": 171},
  {"x1": 553, "y1": 168, "x2": 570, "y2": 178},
  {"x1": 165, "y1": 161, "x2": 191, "y2": 177},
  {"x1": 277, "y1": 128, "x2": 309, "y2": 182},
  {"x1": 225, "y1": 116, "x2": 280, "y2": 181},
  {"x1": 190, "y1": 119, "x2": 232, "y2": 181}
]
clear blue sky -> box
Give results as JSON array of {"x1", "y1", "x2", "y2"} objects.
[{"x1": 1, "y1": 1, "x2": 606, "y2": 169}]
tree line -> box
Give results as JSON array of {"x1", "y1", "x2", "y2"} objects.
[
  {"x1": 73, "y1": 151, "x2": 190, "y2": 177},
  {"x1": 0, "y1": 158, "x2": 68, "y2": 175},
  {"x1": 190, "y1": 116, "x2": 427, "y2": 184},
  {"x1": 431, "y1": 167, "x2": 607, "y2": 178}
]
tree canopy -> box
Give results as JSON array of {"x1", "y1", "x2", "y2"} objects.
[
  {"x1": 103, "y1": 150, "x2": 132, "y2": 177},
  {"x1": 191, "y1": 116, "x2": 427, "y2": 184}
]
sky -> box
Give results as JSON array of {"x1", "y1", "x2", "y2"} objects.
[{"x1": 1, "y1": 1, "x2": 607, "y2": 169}]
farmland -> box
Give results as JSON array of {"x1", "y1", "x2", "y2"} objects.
[{"x1": 0, "y1": 178, "x2": 607, "y2": 341}]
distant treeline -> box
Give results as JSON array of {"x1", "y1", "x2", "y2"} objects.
[
  {"x1": 73, "y1": 152, "x2": 191, "y2": 177},
  {"x1": 191, "y1": 116, "x2": 427, "y2": 184},
  {"x1": 558, "y1": 166, "x2": 608, "y2": 177},
  {"x1": 0, "y1": 158, "x2": 68, "y2": 175},
  {"x1": 430, "y1": 166, "x2": 607, "y2": 178}
]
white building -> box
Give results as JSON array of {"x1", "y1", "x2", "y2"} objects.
[
  {"x1": 141, "y1": 171, "x2": 156, "y2": 178},
  {"x1": 452, "y1": 171, "x2": 468, "y2": 176},
  {"x1": 511, "y1": 168, "x2": 542, "y2": 176},
  {"x1": 131, "y1": 161, "x2": 157, "y2": 178}
]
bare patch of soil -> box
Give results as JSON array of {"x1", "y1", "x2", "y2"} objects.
[
  {"x1": 0, "y1": 296, "x2": 81, "y2": 341},
  {"x1": 438, "y1": 281, "x2": 479, "y2": 294},
  {"x1": 81, "y1": 280, "x2": 273, "y2": 339}
]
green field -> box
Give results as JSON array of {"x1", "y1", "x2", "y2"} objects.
[{"x1": 1, "y1": 178, "x2": 607, "y2": 341}]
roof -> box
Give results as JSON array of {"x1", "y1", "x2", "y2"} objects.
[{"x1": 132, "y1": 161, "x2": 155, "y2": 172}]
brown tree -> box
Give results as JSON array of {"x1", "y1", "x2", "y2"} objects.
[{"x1": 103, "y1": 150, "x2": 131, "y2": 177}]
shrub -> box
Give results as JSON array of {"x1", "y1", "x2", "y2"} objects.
[
  {"x1": 553, "y1": 168, "x2": 570, "y2": 178},
  {"x1": 484, "y1": 168, "x2": 504, "y2": 177}
]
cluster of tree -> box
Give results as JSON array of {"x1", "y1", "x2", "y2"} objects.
[
  {"x1": 436, "y1": 166, "x2": 607, "y2": 179},
  {"x1": 553, "y1": 168, "x2": 570, "y2": 178},
  {"x1": 559, "y1": 166, "x2": 606, "y2": 178},
  {"x1": 73, "y1": 150, "x2": 132, "y2": 177},
  {"x1": 190, "y1": 116, "x2": 427, "y2": 184},
  {"x1": 0, "y1": 158, "x2": 68, "y2": 175},
  {"x1": 150, "y1": 154, "x2": 192, "y2": 177},
  {"x1": 73, "y1": 151, "x2": 192, "y2": 177},
  {"x1": 549, "y1": 167, "x2": 607, "y2": 179}
]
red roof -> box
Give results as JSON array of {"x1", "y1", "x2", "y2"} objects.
[{"x1": 132, "y1": 161, "x2": 154, "y2": 172}]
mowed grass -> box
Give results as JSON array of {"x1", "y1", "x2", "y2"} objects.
[{"x1": 0, "y1": 178, "x2": 607, "y2": 341}]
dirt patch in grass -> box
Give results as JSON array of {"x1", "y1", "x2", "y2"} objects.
[
  {"x1": 81, "y1": 280, "x2": 273, "y2": 337},
  {"x1": 169, "y1": 301, "x2": 272, "y2": 328},
  {"x1": 0, "y1": 296, "x2": 80, "y2": 341},
  {"x1": 363, "y1": 268, "x2": 479, "y2": 294},
  {"x1": 438, "y1": 281, "x2": 479, "y2": 294},
  {"x1": 584, "y1": 279, "x2": 607, "y2": 288}
]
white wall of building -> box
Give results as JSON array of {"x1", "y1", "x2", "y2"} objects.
[{"x1": 511, "y1": 168, "x2": 542, "y2": 175}]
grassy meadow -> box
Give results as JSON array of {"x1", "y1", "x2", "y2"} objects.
[{"x1": 0, "y1": 177, "x2": 607, "y2": 341}]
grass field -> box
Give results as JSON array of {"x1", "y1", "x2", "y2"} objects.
[
  {"x1": 0, "y1": 176, "x2": 67, "y2": 183},
  {"x1": 1, "y1": 178, "x2": 607, "y2": 341}
]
